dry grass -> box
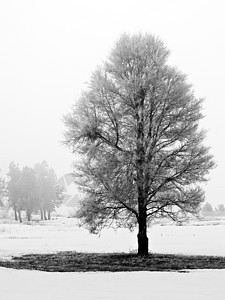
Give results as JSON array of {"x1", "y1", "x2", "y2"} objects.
[{"x1": 1, "y1": 252, "x2": 225, "y2": 272}]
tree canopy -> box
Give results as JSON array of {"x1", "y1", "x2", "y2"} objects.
[{"x1": 64, "y1": 33, "x2": 215, "y2": 254}]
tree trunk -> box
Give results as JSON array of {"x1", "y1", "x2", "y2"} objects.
[
  {"x1": 47, "y1": 211, "x2": 51, "y2": 220},
  {"x1": 14, "y1": 208, "x2": 18, "y2": 221},
  {"x1": 26, "y1": 211, "x2": 31, "y2": 221},
  {"x1": 135, "y1": 90, "x2": 148, "y2": 255},
  {"x1": 43, "y1": 209, "x2": 47, "y2": 220},
  {"x1": 137, "y1": 205, "x2": 148, "y2": 255},
  {"x1": 40, "y1": 209, "x2": 43, "y2": 220},
  {"x1": 18, "y1": 211, "x2": 22, "y2": 223}
]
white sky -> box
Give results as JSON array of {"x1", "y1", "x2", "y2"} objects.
[{"x1": 0, "y1": 0, "x2": 224, "y2": 205}]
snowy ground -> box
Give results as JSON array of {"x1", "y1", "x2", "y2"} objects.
[
  {"x1": 1, "y1": 267, "x2": 225, "y2": 300},
  {"x1": 1, "y1": 217, "x2": 225, "y2": 299},
  {"x1": 1, "y1": 217, "x2": 225, "y2": 259}
]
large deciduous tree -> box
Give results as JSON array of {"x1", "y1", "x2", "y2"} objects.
[{"x1": 63, "y1": 33, "x2": 215, "y2": 255}]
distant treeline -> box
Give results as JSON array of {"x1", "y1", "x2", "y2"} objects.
[
  {"x1": 201, "y1": 202, "x2": 225, "y2": 217},
  {"x1": 0, "y1": 161, "x2": 64, "y2": 222}
]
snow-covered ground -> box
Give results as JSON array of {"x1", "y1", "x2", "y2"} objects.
[
  {"x1": 151, "y1": 222, "x2": 225, "y2": 256},
  {"x1": 1, "y1": 267, "x2": 225, "y2": 300},
  {"x1": 1, "y1": 217, "x2": 225, "y2": 259},
  {"x1": 1, "y1": 217, "x2": 225, "y2": 299},
  {"x1": 0, "y1": 218, "x2": 137, "y2": 259}
]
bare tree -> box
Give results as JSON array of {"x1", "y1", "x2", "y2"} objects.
[{"x1": 63, "y1": 33, "x2": 215, "y2": 255}]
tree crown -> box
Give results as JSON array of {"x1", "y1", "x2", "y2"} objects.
[{"x1": 64, "y1": 33, "x2": 215, "y2": 233}]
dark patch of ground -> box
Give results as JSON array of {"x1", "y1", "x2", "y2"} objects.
[{"x1": 1, "y1": 252, "x2": 225, "y2": 272}]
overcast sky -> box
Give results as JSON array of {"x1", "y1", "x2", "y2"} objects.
[{"x1": 0, "y1": 0, "x2": 224, "y2": 205}]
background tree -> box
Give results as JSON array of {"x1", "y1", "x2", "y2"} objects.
[
  {"x1": 34, "y1": 161, "x2": 49, "y2": 220},
  {"x1": 7, "y1": 162, "x2": 23, "y2": 222},
  {"x1": 201, "y1": 202, "x2": 214, "y2": 217},
  {"x1": 216, "y1": 204, "x2": 225, "y2": 216},
  {"x1": 42, "y1": 167, "x2": 61, "y2": 220},
  {"x1": 34, "y1": 161, "x2": 63, "y2": 220},
  {"x1": 20, "y1": 166, "x2": 38, "y2": 221},
  {"x1": 7, "y1": 161, "x2": 62, "y2": 222},
  {"x1": 64, "y1": 33, "x2": 215, "y2": 255},
  {"x1": 0, "y1": 174, "x2": 11, "y2": 218},
  {"x1": 0, "y1": 175, "x2": 6, "y2": 207}
]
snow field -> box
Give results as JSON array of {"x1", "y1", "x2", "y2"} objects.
[
  {"x1": 150, "y1": 224, "x2": 225, "y2": 256},
  {"x1": 1, "y1": 218, "x2": 225, "y2": 259},
  {"x1": 1, "y1": 218, "x2": 225, "y2": 299},
  {"x1": 1, "y1": 267, "x2": 225, "y2": 300}
]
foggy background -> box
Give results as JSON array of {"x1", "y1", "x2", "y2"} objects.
[{"x1": 0, "y1": 0, "x2": 224, "y2": 205}]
